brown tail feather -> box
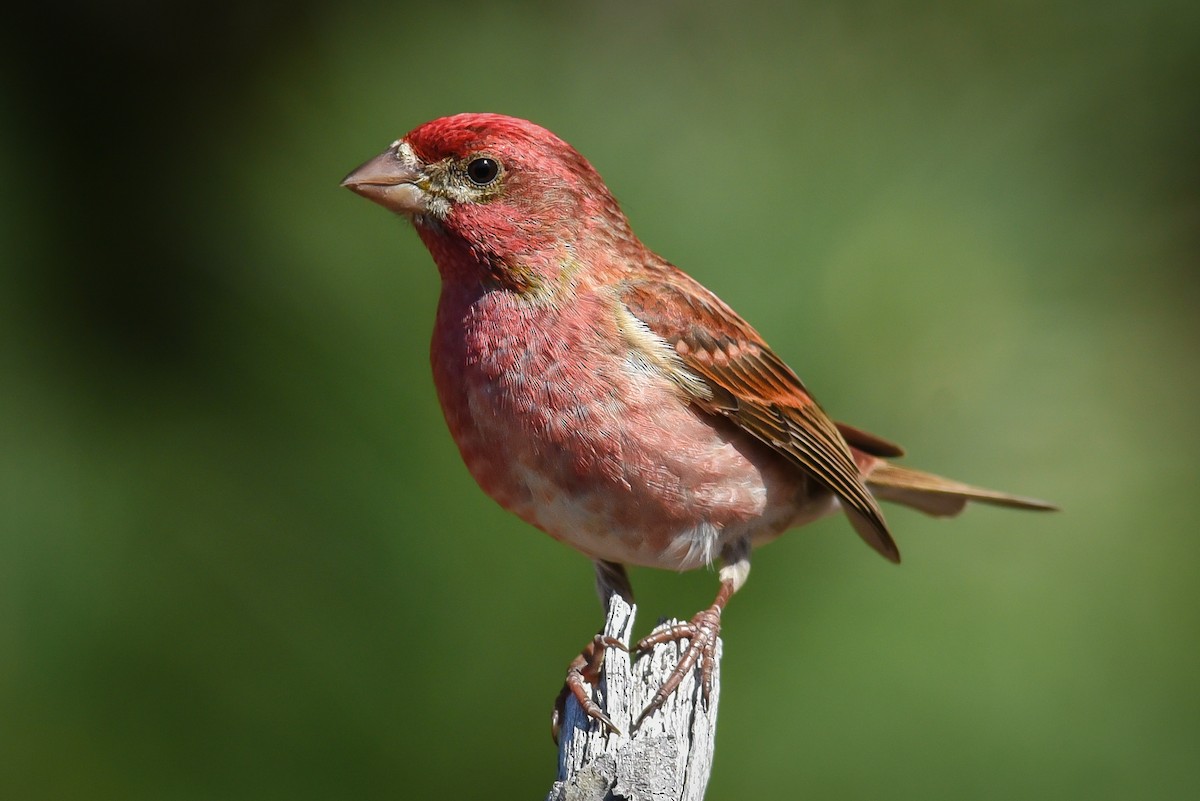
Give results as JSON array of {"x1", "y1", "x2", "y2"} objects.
[{"x1": 864, "y1": 462, "x2": 1058, "y2": 518}]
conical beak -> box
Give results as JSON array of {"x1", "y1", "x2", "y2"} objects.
[{"x1": 341, "y1": 146, "x2": 428, "y2": 215}]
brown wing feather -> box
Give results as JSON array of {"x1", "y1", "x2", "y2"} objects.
[
  {"x1": 836, "y1": 422, "x2": 906, "y2": 458},
  {"x1": 619, "y1": 267, "x2": 900, "y2": 563}
]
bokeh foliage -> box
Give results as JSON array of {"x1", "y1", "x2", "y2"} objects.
[{"x1": 2, "y1": 1, "x2": 1198, "y2": 799}]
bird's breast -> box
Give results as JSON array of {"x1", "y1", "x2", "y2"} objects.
[{"x1": 429, "y1": 284, "x2": 806, "y2": 569}]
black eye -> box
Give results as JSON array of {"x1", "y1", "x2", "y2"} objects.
[{"x1": 465, "y1": 157, "x2": 500, "y2": 186}]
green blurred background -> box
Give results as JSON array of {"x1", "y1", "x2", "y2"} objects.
[{"x1": 3, "y1": 1, "x2": 1198, "y2": 799}]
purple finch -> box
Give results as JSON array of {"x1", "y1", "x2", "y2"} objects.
[{"x1": 343, "y1": 113, "x2": 1054, "y2": 732}]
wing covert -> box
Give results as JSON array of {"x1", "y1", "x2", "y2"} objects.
[{"x1": 618, "y1": 268, "x2": 899, "y2": 562}]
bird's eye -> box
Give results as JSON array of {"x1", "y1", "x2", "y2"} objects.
[{"x1": 465, "y1": 157, "x2": 500, "y2": 186}]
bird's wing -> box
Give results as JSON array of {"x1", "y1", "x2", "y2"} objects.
[{"x1": 618, "y1": 269, "x2": 899, "y2": 562}]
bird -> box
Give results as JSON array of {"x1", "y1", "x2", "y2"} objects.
[{"x1": 342, "y1": 113, "x2": 1055, "y2": 735}]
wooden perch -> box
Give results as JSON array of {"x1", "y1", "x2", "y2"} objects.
[{"x1": 546, "y1": 595, "x2": 722, "y2": 801}]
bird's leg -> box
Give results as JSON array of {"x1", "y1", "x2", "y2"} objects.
[
  {"x1": 594, "y1": 558, "x2": 635, "y2": 608},
  {"x1": 634, "y1": 538, "x2": 750, "y2": 727},
  {"x1": 551, "y1": 560, "x2": 633, "y2": 742}
]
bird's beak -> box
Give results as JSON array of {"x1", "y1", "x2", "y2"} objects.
[{"x1": 341, "y1": 143, "x2": 428, "y2": 215}]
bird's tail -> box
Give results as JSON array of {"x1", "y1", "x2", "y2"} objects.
[{"x1": 862, "y1": 461, "x2": 1058, "y2": 517}]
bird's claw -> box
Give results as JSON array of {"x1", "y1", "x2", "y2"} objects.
[
  {"x1": 633, "y1": 606, "x2": 722, "y2": 728},
  {"x1": 551, "y1": 634, "x2": 626, "y2": 743}
]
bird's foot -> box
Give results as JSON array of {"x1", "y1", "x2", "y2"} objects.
[
  {"x1": 551, "y1": 633, "x2": 627, "y2": 743},
  {"x1": 633, "y1": 604, "x2": 722, "y2": 728}
]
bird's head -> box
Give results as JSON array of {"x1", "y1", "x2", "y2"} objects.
[{"x1": 343, "y1": 113, "x2": 636, "y2": 287}]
